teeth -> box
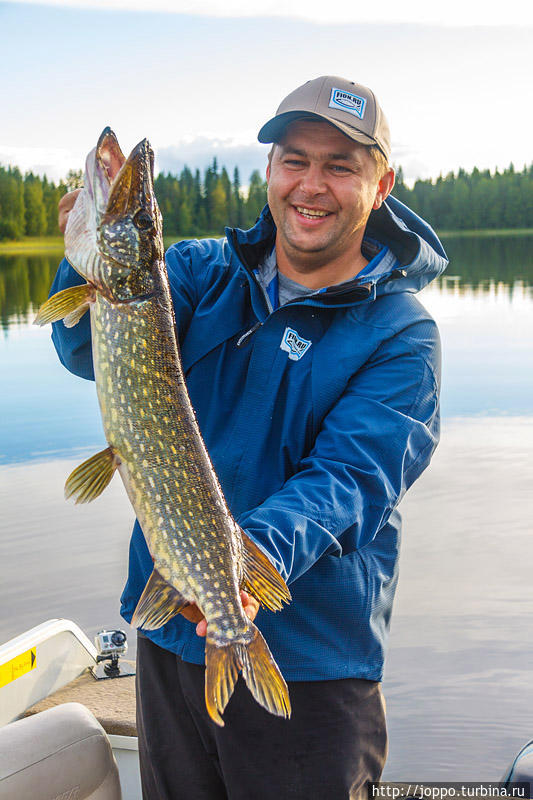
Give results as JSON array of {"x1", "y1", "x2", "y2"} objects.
[{"x1": 296, "y1": 207, "x2": 329, "y2": 218}]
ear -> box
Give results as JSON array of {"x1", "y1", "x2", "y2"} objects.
[
  {"x1": 266, "y1": 162, "x2": 271, "y2": 184},
  {"x1": 373, "y1": 168, "x2": 395, "y2": 210}
]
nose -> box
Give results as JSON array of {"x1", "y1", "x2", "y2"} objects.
[{"x1": 298, "y1": 164, "x2": 326, "y2": 196}]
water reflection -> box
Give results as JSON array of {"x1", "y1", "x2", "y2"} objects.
[
  {"x1": 439, "y1": 233, "x2": 533, "y2": 287},
  {"x1": 0, "y1": 233, "x2": 532, "y2": 331},
  {"x1": 0, "y1": 254, "x2": 59, "y2": 330}
]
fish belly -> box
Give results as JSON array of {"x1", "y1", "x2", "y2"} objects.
[{"x1": 90, "y1": 286, "x2": 247, "y2": 640}]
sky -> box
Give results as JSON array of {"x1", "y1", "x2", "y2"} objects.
[{"x1": 1, "y1": 0, "x2": 532, "y2": 185}]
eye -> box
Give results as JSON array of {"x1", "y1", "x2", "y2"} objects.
[{"x1": 133, "y1": 210, "x2": 154, "y2": 230}]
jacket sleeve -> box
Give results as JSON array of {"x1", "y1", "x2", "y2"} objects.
[
  {"x1": 50, "y1": 242, "x2": 202, "y2": 380},
  {"x1": 236, "y1": 323, "x2": 441, "y2": 584}
]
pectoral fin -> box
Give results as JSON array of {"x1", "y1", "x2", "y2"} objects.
[
  {"x1": 64, "y1": 446, "x2": 119, "y2": 504},
  {"x1": 241, "y1": 531, "x2": 291, "y2": 612},
  {"x1": 34, "y1": 283, "x2": 94, "y2": 328},
  {"x1": 131, "y1": 568, "x2": 189, "y2": 630}
]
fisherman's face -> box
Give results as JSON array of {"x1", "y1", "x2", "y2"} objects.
[{"x1": 266, "y1": 119, "x2": 389, "y2": 270}]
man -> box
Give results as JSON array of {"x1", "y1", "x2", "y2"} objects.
[{"x1": 53, "y1": 76, "x2": 447, "y2": 799}]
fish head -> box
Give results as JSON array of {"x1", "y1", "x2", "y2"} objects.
[{"x1": 70, "y1": 127, "x2": 163, "y2": 302}]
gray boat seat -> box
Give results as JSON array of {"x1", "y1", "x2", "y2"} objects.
[{"x1": 0, "y1": 702, "x2": 121, "y2": 799}]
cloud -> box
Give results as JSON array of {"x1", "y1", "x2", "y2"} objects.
[
  {"x1": 0, "y1": 145, "x2": 81, "y2": 182},
  {"x1": 8, "y1": 0, "x2": 533, "y2": 26},
  {"x1": 156, "y1": 137, "x2": 270, "y2": 184}
]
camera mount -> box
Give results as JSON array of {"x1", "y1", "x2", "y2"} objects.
[{"x1": 91, "y1": 629, "x2": 136, "y2": 680}]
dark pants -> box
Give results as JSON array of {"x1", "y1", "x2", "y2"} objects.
[{"x1": 136, "y1": 635, "x2": 387, "y2": 800}]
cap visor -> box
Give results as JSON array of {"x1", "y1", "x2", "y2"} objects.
[{"x1": 258, "y1": 111, "x2": 377, "y2": 149}]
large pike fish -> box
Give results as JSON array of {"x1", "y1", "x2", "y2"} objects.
[{"x1": 35, "y1": 128, "x2": 291, "y2": 725}]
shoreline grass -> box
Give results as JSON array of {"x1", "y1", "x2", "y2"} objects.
[
  {"x1": 436, "y1": 228, "x2": 533, "y2": 238},
  {"x1": 0, "y1": 237, "x2": 65, "y2": 255},
  {"x1": 1, "y1": 228, "x2": 532, "y2": 255}
]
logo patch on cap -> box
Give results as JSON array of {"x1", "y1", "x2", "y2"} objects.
[
  {"x1": 280, "y1": 327, "x2": 312, "y2": 361},
  {"x1": 329, "y1": 88, "x2": 366, "y2": 120}
]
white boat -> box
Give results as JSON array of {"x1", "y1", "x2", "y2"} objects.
[
  {"x1": 0, "y1": 619, "x2": 141, "y2": 799},
  {"x1": 1, "y1": 619, "x2": 532, "y2": 799}
]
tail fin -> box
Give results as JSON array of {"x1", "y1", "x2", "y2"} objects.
[{"x1": 205, "y1": 624, "x2": 291, "y2": 726}]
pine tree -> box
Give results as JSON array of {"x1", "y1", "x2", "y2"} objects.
[
  {"x1": 24, "y1": 173, "x2": 47, "y2": 236},
  {"x1": 232, "y1": 167, "x2": 244, "y2": 228},
  {"x1": 244, "y1": 170, "x2": 267, "y2": 228}
]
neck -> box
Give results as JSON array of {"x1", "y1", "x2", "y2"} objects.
[{"x1": 275, "y1": 237, "x2": 369, "y2": 290}]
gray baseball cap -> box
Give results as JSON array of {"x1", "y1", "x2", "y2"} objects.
[{"x1": 258, "y1": 75, "x2": 391, "y2": 162}]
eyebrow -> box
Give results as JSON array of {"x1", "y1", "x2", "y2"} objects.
[{"x1": 280, "y1": 146, "x2": 358, "y2": 163}]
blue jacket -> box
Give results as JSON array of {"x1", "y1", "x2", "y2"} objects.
[{"x1": 51, "y1": 196, "x2": 447, "y2": 681}]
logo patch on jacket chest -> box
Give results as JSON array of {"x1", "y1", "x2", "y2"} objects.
[{"x1": 280, "y1": 327, "x2": 312, "y2": 361}]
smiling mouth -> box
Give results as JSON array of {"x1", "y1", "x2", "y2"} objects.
[{"x1": 295, "y1": 206, "x2": 331, "y2": 220}]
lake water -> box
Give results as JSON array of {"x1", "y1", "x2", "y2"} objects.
[{"x1": 1, "y1": 234, "x2": 532, "y2": 781}]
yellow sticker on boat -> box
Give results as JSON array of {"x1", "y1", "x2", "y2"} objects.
[{"x1": 0, "y1": 648, "x2": 37, "y2": 689}]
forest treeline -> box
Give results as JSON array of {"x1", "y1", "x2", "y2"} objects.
[
  {"x1": 393, "y1": 164, "x2": 532, "y2": 230},
  {"x1": 0, "y1": 159, "x2": 531, "y2": 242}
]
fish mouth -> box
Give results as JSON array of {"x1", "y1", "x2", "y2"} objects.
[
  {"x1": 103, "y1": 134, "x2": 156, "y2": 224},
  {"x1": 90, "y1": 127, "x2": 157, "y2": 225},
  {"x1": 86, "y1": 127, "x2": 126, "y2": 215}
]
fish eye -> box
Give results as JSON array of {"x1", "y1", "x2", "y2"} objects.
[{"x1": 134, "y1": 210, "x2": 154, "y2": 231}]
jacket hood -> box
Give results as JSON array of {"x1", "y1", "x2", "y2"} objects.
[{"x1": 227, "y1": 195, "x2": 448, "y2": 300}]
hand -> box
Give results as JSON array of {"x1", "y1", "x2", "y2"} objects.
[
  {"x1": 58, "y1": 189, "x2": 82, "y2": 234},
  {"x1": 180, "y1": 590, "x2": 260, "y2": 637}
]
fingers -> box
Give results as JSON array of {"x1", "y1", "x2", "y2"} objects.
[
  {"x1": 58, "y1": 188, "x2": 82, "y2": 234},
  {"x1": 240, "y1": 590, "x2": 260, "y2": 623},
  {"x1": 185, "y1": 590, "x2": 261, "y2": 639},
  {"x1": 179, "y1": 604, "x2": 204, "y2": 624}
]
